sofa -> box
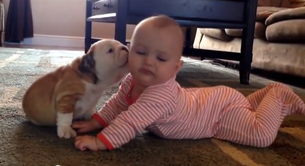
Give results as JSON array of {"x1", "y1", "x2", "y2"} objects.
[{"x1": 193, "y1": 0, "x2": 305, "y2": 78}]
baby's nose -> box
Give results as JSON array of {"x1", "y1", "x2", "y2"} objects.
[{"x1": 143, "y1": 56, "x2": 153, "y2": 66}]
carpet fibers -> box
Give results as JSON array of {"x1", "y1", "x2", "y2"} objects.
[{"x1": 0, "y1": 47, "x2": 305, "y2": 166}]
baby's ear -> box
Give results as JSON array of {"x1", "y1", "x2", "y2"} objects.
[{"x1": 175, "y1": 60, "x2": 183, "y2": 74}]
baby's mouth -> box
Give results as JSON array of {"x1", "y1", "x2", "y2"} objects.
[{"x1": 139, "y1": 68, "x2": 153, "y2": 75}]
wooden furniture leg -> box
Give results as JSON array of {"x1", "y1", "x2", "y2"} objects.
[
  {"x1": 239, "y1": 0, "x2": 258, "y2": 84},
  {"x1": 114, "y1": 0, "x2": 128, "y2": 44},
  {"x1": 85, "y1": 1, "x2": 93, "y2": 53}
]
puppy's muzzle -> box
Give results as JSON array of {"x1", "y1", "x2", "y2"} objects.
[
  {"x1": 121, "y1": 46, "x2": 128, "y2": 52},
  {"x1": 118, "y1": 46, "x2": 129, "y2": 68}
]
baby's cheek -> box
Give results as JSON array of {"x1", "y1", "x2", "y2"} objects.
[
  {"x1": 161, "y1": 69, "x2": 175, "y2": 79},
  {"x1": 127, "y1": 59, "x2": 134, "y2": 68},
  {"x1": 128, "y1": 60, "x2": 138, "y2": 72}
]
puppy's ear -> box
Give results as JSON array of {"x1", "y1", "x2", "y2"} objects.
[{"x1": 78, "y1": 47, "x2": 96, "y2": 73}]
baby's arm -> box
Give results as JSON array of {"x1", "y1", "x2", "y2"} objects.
[
  {"x1": 96, "y1": 100, "x2": 169, "y2": 150},
  {"x1": 95, "y1": 84, "x2": 175, "y2": 150},
  {"x1": 91, "y1": 74, "x2": 132, "y2": 128}
]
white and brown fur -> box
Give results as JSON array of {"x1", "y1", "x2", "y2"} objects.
[{"x1": 22, "y1": 39, "x2": 129, "y2": 139}]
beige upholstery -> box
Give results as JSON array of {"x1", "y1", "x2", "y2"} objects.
[{"x1": 193, "y1": 0, "x2": 305, "y2": 77}]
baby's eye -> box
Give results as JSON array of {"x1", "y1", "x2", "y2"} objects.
[
  {"x1": 136, "y1": 51, "x2": 145, "y2": 55},
  {"x1": 157, "y1": 57, "x2": 166, "y2": 62},
  {"x1": 107, "y1": 48, "x2": 113, "y2": 53}
]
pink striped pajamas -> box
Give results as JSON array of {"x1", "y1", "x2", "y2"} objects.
[{"x1": 92, "y1": 74, "x2": 305, "y2": 150}]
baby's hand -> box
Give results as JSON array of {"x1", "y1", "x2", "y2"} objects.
[
  {"x1": 74, "y1": 135, "x2": 106, "y2": 151},
  {"x1": 72, "y1": 118, "x2": 101, "y2": 133}
]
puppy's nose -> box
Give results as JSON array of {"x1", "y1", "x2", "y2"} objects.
[{"x1": 121, "y1": 46, "x2": 129, "y2": 52}]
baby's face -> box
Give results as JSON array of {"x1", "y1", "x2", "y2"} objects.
[{"x1": 128, "y1": 25, "x2": 183, "y2": 87}]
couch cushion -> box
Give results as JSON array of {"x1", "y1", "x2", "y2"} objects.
[
  {"x1": 225, "y1": 29, "x2": 242, "y2": 37},
  {"x1": 199, "y1": 28, "x2": 233, "y2": 41},
  {"x1": 256, "y1": 6, "x2": 288, "y2": 22},
  {"x1": 258, "y1": 0, "x2": 287, "y2": 7},
  {"x1": 198, "y1": 35, "x2": 305, "y2": 77},
  {"x1": 266, "y1": 19, "x2": 305, "y2": 42},
  {"x1": 254, "y1": 22, "x2": 266, "y2": 39},
  {"x1": 224, "y1": 22, "x2": 266, "y2": 39},
  {"x1": 265, "y1": 7, "x2": 305, "y2": 26}
]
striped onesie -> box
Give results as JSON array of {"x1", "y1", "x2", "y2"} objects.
[{"x1": 92, "y1": 73, "x2": 305, "y2": 150}]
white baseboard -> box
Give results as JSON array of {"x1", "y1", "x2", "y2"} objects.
[{"x1": 5, "y1": 34, "x2": 86, "y2": 48}]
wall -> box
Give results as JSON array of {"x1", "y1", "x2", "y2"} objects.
[{"x1": 2, "y1": 0, "x2": 136, "y2": 48}]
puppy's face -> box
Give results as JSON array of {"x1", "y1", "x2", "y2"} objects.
[{"x1": 79, "y1": 39, "x2": 129, "y2": 86}]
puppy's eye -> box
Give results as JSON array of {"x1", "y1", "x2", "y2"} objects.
[{"x1": 107, "y1": 48, "x2": 113, "y2": 53}]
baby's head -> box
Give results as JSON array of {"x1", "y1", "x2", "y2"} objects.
[{"x1": 128, "y1": 15, "x2": 184, "y2": 87}]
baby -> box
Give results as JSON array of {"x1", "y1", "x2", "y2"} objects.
[{"x1": 72, "y1": 15, "x2": 305, "y2": 151}]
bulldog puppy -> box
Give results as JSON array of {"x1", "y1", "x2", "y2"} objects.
[{"x1": 22, "y1": 39, "x2": 129, "y2": 139}]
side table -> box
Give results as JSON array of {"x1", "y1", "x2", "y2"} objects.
[{"x1": 85, "y1": 0, "x2": 258, "y2": 85}]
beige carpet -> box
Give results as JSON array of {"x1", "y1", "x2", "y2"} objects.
[{"x1": 0, "y1": 47, "x2": 305, "y2": 166}]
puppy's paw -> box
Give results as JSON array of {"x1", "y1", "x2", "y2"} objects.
[{"x1": 57, "y1": 125, "x2": 77, "y2": 139}]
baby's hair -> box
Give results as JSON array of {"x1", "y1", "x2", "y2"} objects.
[
  {"x1": 145, "y1": 15, "x2": 181, "y2": 29},
  {"x1": 131, "y1": 15, "x2": 185, "y2": 60},
  {"x1": 135, "y1": 15, "x2": 185, "y2": 43}
]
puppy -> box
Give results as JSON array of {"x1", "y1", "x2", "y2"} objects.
[{"x1": 22, "y1": 39, "x2": 129, "y2": 139}]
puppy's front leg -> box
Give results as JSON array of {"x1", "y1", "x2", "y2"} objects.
[{"x1": 56, "y1": 94, "x2": 80, "y2": 139}]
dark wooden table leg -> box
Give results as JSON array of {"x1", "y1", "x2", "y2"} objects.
[
  {"x1": 240, "y1": 28, "x2": 252, "y2": 85},
  {"x1": 0, "y1": 31, "x2": 2, "y2": 47},
  {"x1": 239, "y1": 52, "x2": 252, "y2": 84},
  {"x1": 239, "y1": 0, "x2": 257, "y2": 85},
  {"x1": 184, "y1": 27, "x2": 191, "y2": 47},
  {"x1": 85, "y1": 0, "x2": 93, "y2": 53},
  {"x1": 114, "y1": 0, "x2": 128, "y2": 44}
]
